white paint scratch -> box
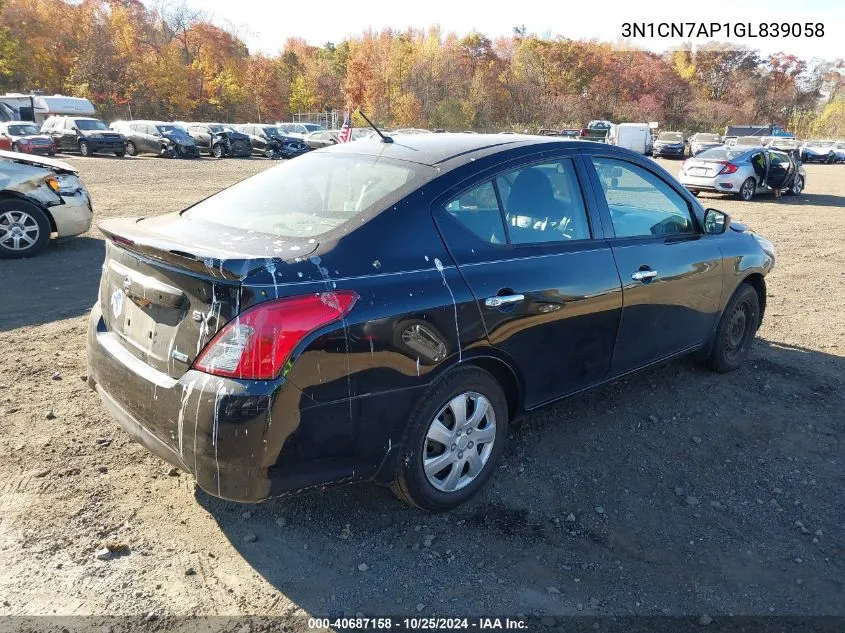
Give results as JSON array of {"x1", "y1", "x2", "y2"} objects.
[{"x1": 433, "y1": 258, "x2": 462, "y2": 362}]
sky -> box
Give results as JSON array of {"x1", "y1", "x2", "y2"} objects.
[{"x1": 172, "y1": 0, "x2": 844, "y2": 61}]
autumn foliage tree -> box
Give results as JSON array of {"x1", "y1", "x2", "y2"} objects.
[{"x1": 1, "y1": 0, "x2": 842, "y2": 135}]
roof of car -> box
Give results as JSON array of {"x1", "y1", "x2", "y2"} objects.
[{"x1": 325, "y1": 133, "x2": 571, "y2": 168}]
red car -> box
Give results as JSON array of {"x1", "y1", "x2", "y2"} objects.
[{"x1": 0, "y1": 121, "x2": 57, "y2": 155}]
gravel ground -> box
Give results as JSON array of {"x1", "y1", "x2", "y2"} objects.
[{"x1": 0, "y1": 153, "x2": 843, "y2": 621}]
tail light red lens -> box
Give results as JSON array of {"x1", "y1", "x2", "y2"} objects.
[
  {"x1": 193, "y1": 291, "x2": 358, "y2": 380},
  {"x1": 718, "y1": 162, "x2": 738, "y2": 175}
]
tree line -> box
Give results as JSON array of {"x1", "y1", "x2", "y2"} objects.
[{"x1": 1, "y1": 0, "x2": 843, "y2": 136}]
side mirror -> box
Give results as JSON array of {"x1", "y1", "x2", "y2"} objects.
[{"x1": 704, "y1": 208, "x2": 730, "y2": 234}]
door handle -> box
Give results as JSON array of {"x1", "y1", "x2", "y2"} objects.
[
  {"x1": 631, "y1": 270, "x2": 658, "y2": 281},
  {"x1": 485, "y1": 294, "x2": 525, "y2": 308}
]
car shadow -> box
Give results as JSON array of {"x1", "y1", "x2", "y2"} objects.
[
  {"x1": 0, "y1": 235, "x2": 104, "y2": 331},
  {"x1": 194, "y1": 338, "x2": 845, "y2": 616}
]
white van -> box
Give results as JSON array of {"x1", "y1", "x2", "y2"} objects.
[{"x1": 610, "y1": 123, "x2": 653, "y2": 155}]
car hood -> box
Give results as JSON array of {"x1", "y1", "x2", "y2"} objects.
[
  {"x1": 0, "y1": 150, "x2": 77, "y2": 174},
  {"x1": 80, "y1": 129, "x2": 123, "y2": 138},
  {"x1": 163, "y1": 132, "x2": 196, "y2": 145},
  {"x1": 802, "y1": 145, "x2": 830, "y2": 153}
]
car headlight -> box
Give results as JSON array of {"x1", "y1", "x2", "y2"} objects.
[
  {"x1": 753, "y1": 234, "x2": 776, "y2": 260},
  {"x1": 50, "y1": 173, "x2": 83, "y2": 195}
]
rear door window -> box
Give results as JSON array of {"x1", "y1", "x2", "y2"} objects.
[
  {"x1": 445, "y1": 181, "x2": 506, "y2": 244},
  {"x1": 495, "y1": 159, "x2": 591, "y2": 243}
]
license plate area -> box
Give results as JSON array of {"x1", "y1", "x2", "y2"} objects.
[{"x1": 108, "y1": 284, "x2": 183, "y2": 364}]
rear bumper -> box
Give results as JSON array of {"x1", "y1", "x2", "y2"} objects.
[
  {"x1": 86, "y1": 302, "x2": 384, "y2": 502},
  {"x1": 679, "y1": 173, "x2": 742, "y2": 192}
]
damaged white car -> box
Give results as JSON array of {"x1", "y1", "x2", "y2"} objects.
[{"x1": 0, "y1": 150, "x2": 93, "y2": 258}]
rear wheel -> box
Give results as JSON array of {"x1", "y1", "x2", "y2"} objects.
[
  {"x1": 738, "y1": 177, "x2": 756, "y2": 201},
  {"x1": 708, "y1": 284, "x2": 760, "y2": 373},
  {"x1": 393, "y1": 366, "x2": 508, "y2": 511},
  {"x1": 79, "y1": 141, "x2": 91, "y2": 156},
  {"x1": 125, "y1": 141, "x2": 137, "y2": 156},
  {"x1": 0, "y1": 199, "x2": 51, "y2": 259}
]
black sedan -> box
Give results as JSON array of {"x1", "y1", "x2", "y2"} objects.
[
  {"x1": 184, "y1": 123, "x2": 252, "y2": 158},
  {"x1": 653, "y1": 131, "x2": 686, "y2": 158},
  {"x1": 86, "y1": 135, "x2": 774, "y2": 511},
  {"x1": 235, "y1": 124, "x2": 309, "y2": 159}
]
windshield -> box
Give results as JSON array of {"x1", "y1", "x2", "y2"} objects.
[
  {"x1": 76, "y1": 119, "x2": 108, "y2": 131},
  {"x1": 658, "y1": 132, "x2": 683, "y2": 142},
  {"x1": 696, "y1": 148, "x2": 747, "y2": 161},
  {"x1": 157, "y1": 125, "x2": 189, "y2": 138},
  {"x1": 8, "y1": 124, "x2": 40, "y2": 136},
  {"x1": 837, "y1": 142, "x2": 845, "y2": 149},
  {"x1": 771, "y1": 139, "x2": 797, "y2": 148},
  {"x1": 302, "y1": 124, "x2": 324, "y2": 133},
  {"x1": 693, "y1": 133, "x2": 719, "y2": 142},
  {"x1": 263, "y1": 126, "x2": 285, "y2": 138},
  {"x1": 184, "y1": 153, "x2": 432, "y2": 239},
  {"x1": 810, "y1": 140, "x2": 834, "y2": 147},
  {"x1": 351, "y1": 129, "x2": 373, "y2": 140},
  {"x1": 207, "y1": 125, "x2": 227, "y2": 133}
]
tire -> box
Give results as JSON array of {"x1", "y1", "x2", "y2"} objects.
[
  {"x1": 114, "y1": 149, "x2": 126, "y2": 157},
  {"x1": 79, "y1": 141, "x2": 91, "y2": 157},
  {"x1": 785, "y1": 175, "x2": 804, "y2": 196},
  {"x1": 212, "y1": 144, "x2": 224, "y2": 158},
  {"x1": 826, "y1": 153, "x2": 835, "y2": 164},
  {"x1": 0, "y1": 199, "x2": 51, "y2": 259},
  {"x1": 708, "y1": 284, "x2": 760, "y2": 373},
  {"x1": 264, "y1": 148, "x2": 274, "y2": 159},
  {"x1": 738, "y1": 177, "x2": 756, "y2": 201},
  {"x1": 125, "y1": 141, "x2": 137, "y2": 156},
  {"x1": 11, "y1": 143, "x2": 19, "y2": 152},
  {"x1": 393, "y1": 366, "x2": 508, "y2": 511}
]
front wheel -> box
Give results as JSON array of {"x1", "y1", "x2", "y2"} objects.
[
  {"x1": 125, "y1": 141, "x2": 137, "y2": 156},
  {"x1": 393, "y1": 366, "x2": 508, "y2": 511},
  {"x1": 0, "y1": 199, "x2": 51, "y2": 259},
  {"x1": 708, "y1": 284, "x2": 760, "y2": 373},
  {"x1": 212, "y1": 144, "x2": 224, "y2": 158},
  {"x1": 79, "y1": 141, "x2": 91, "y2": 156},
  {"x1": 785, "y1": 175, "x2": 804, "y2": 196},
  {"x1": 738, "y1": 177, "x2": 756, "y2": 201}
]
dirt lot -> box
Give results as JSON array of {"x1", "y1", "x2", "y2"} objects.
[{"x1": 0, "y1": 153, "x2": 843, "y2": 622}]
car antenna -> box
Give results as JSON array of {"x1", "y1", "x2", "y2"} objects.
[{"x1": 356, "y1": 109, "x2": 393, "y2": 144}]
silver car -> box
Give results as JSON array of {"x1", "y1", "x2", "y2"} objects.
[
  {"x1": 679, "y1": 146, "x2": 806, "y2": 201},
  {"x1": 688, "y1": 132, "x2": 721, "y2": 156},
  {"x1": 800, "y1": 140, "x2": 837, "y2": 163},
  {"x1": 0, "y1": 150, "x2": 92, "y2": 258}
]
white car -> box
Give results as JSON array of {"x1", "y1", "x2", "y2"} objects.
[
  {"x1": 800, "y1": 140, "x2": 837, "y2": 163},
  {"x1": 0, "y1": 150, "x2": 92, "y2": 257},
  {"x1": 276, "y1": 122, "x2": 326, "y2": 139},
  {"x1": 833, "y1": 141, "x2": 845, "y2": 163}
]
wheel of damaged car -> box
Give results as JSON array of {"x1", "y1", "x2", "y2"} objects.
[
  {"x1": 125, "y1": 141, "x2": 137, "y2": 156},
  {"x1": 79, "y1": 141, "x2": 91, "y2": 157},
  {"x1": 708, "y1": 283, "x2": 760, "y2": 373},
  {"x1": 212, "y1": 144, "x2": 224, "y2": 158},
  {"x1": 264, "y1": 148, "x2": 274, "y2": 159},
  {"x1": 0, "y1": 199, "x2": 51, "y2": 259},
  {"x1": 393, "y1": 366, "x2": 508, "y2": 511}
]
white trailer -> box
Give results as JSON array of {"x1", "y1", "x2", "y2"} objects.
[{"x1": 0, "y1": 94, "x2": 95, "y2": 125}]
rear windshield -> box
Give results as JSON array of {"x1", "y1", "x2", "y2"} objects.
[
  {"x1": 696, "y1": 148, "x2": 747, "y2": 161},
  {"x1": 658, "y1": 132, "x2": 683, "y2": 142},
  {"x1": 184, "y1": 152, "x2": 433, "y2": 238}
]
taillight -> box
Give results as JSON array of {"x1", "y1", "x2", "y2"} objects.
[
  {"x1": 718, "y1": 162, "x2": 738, "y2": 175},
  {"x1": 193, "y1": 291, "x2": 358, "y2": 380}
]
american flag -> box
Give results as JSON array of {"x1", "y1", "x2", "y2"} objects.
[{"x1": 337, "y1": 112, "x2": 352, "y2": 143}]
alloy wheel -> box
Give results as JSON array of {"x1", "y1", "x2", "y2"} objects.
[
  {"x1": 0, "y1": 209, "x2": 40, "y2": 252},
  {"x1": 792, "y1": 176, "x2": 804, "y2": 195},
  {"x1": 423, "y1": 392, "x2": 496, "y2": 493},
  {"x1": 741, "y1": 179, "x2": 755, "y2": 201}
]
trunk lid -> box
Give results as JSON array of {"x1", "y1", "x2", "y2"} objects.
[
  {"x1": 97, "y1": 214, "x2": 318, "y2": 379},
  {"x1": 683, "y1": 158, "x2": 727, "y2": 178}
]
